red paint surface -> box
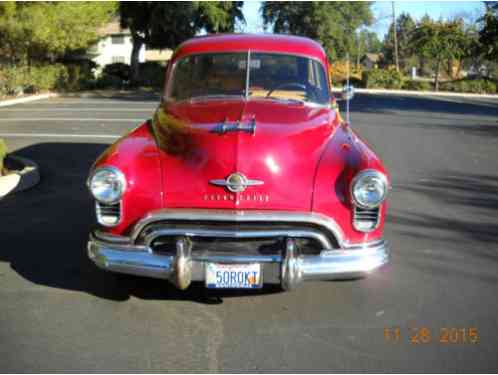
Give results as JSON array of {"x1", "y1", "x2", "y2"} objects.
[{"x1": 91, "y1": 34, "x2": 389, "y2": 244}]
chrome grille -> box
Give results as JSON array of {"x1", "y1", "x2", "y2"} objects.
[
  {"x1": 353, "y1": 207, "x2": 380, "y2": 232},
  {"x1": 96, "y1": 202, "x2": 121, "y2": 227},
  {"x1": 138, "y1": 220, "x2": 339, "y2": 256},
  {"x1": 151, "y1": 237, "x2": 323, "y2": 257}
]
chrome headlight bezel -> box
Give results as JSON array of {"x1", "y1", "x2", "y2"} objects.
[
  {"x1": 351, "y1": 169, "x2": 389, "y2": 209},
  {"x1": 88, "y1": 167, "x2": 126, "y2": 205}
]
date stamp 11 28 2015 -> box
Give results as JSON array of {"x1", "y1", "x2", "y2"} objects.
[{"x1": 384, "y1": 327, "x2": 479, "y2": 344}]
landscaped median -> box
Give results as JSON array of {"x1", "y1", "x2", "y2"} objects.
[
  {"x1": 0, "y1": 139, "x2": 40, "y2": 198},
  {"x1": 330, "y1": 65, "x2": 498, "y2": 96}
]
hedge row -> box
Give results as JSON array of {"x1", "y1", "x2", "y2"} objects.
[
  {"x1": 96, "y1": 62, "x2": 165, "y2": 89},
  {"x1": 342, "y1": 68, "x2": 498, "y2": 94},
  {"x1": 0, "y1": 61, "x2": 97, "y2": 97},
  {"x1": 0, "y1": 61, "x2": 166, "y2": 97},
  {"x1": 361, "y1": 68, "x2": 405, "y2": 89},
  {"x1": 0, "y1": 138, "x2": 7, "y2": 176},
  {"x1": 439, "y1": 79, "x2": 497, "y2": 94},
  {"x1": 0, "y1": 64, "x2": 69, "y2": 96}
]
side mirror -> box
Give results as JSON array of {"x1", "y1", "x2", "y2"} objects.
[{"x1": 340, "y1": 85, "x2": 355, "y2": 101}]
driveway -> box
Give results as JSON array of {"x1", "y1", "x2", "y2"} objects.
[{"x1": 1, "y1": 91, "x2": 497, "y2": 372}]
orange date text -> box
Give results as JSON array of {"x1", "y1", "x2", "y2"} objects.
[{"x1": 384, "y1": 327, "x2": 479, "y2": 344}]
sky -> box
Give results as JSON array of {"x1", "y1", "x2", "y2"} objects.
[{"x1": 241, "y1": 1, "x2": 486, "y2": 38}]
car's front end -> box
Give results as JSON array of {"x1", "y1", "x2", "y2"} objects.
[{"x1": 86, "y1": 34, "x2": 390, "y2": 291}]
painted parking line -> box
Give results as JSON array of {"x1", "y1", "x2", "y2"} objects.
[
  {"x1": 30, "y1": 100, "x2": 158, "y2": 105},
  {"x1": 0, "y1": 118, "x2": 142, "y2": 122},
  {"x1": 0, "y1": 133, "x2": 120, "y2": 139}
]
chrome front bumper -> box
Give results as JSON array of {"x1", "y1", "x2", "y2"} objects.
[{"x1": 88, "y1": 229, "x2": 389, "y2": 290}]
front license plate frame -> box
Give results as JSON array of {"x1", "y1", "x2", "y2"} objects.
[{"x1": 205, "y1": 263, "x2": 262, "y2": 289}]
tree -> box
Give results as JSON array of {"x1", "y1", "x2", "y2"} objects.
[
  {"x1": 383, "y1": 12, "x2": 416, "y2": 71},
  {"x1": 261, "y1": 2, "x2": 373, "y2": 60},
  {"x1": 352, "y1": 30, "x2": 382, "y2": 67},
  {"x1": 410, "y1": 18, "x2": 469, "y2": 90},
  {"x1": 120, "y1": 1, "x2": 245, "y2": 82},
  {"x1": 0, "y1": 2, "x2": 117, "y2": 64},
  {"x1": 479, "y1": 2, "x2": 498, "y2": 61}
]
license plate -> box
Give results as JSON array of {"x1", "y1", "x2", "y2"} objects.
[{"x1": 205, "y1": 263, "x2": 262, "y2": 289}]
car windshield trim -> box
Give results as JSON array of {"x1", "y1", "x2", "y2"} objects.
[
  {"x1": 189, "y1": 94, "x2": 245, "y2": 103},
  {"x1": 166, "y1": 51, "x2": 330, "y2": 105}
]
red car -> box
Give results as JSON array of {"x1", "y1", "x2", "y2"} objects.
[{"x1": 87, "y1": 34, "x2": 390, "y2": 291}]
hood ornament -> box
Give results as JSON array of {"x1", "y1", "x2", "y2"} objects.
[{"x1": 210, "y1": 172, "x2": 264, "y2": 193}]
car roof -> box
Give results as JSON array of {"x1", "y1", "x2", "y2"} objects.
[{"x1": 171, "y1": 33, "x2": 329, "y2": 66}]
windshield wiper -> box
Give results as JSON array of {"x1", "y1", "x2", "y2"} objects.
[
  {"x1": 259, "y1": 96, "x2": 305, "y2": 105},
  {"x1": 189, "y1": 94, "x2": 244, "y2": 103}
]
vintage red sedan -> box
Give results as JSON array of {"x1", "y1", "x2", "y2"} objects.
[{"x1": 87, "y1": 34, "x2": 390, "y2": 291}]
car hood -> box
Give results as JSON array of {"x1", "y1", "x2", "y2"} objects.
[{"x1": 152, "y1": 99, "x2": 336, "y2": 211}]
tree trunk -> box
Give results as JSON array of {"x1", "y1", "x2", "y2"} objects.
[
  {"x1": 130, "y1": 36, "x2": 144, "y2": 84},
  {"x1": 434, "y1": 58, "x2": 441, "y2": 91}
]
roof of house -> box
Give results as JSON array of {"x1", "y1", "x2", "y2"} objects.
[
  {"x1": 172, "y1": 34, "x2": 328, "y2": 66},
  {"x1": 97, "y1": 21, "x2": 130, "y2": 37},
  {"x1": 362, "y1": 53, "x2": 382, "y2": 63},
  {"x1": 145, "y1": 49, "x2": 173, "y2": 62}
]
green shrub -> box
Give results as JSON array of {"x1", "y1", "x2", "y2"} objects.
[
  {"x1": 95, "y1": 74, "x2": 125, "y2": 89},
  {"x1": 0, "y1": 64, "x2": 69, "y2": 95},
  {"x1": 362, "y1": 68, "x2": 405, "y2": 89},
  {"x1": 402, "y1": 80, "x2": 433, "y2": 91},
  {"x1": 136, "y1": 61, "x2": 165, "y2": 87},
  {"x1": 102, "y1": 63, "x2": 130, "y2": 81},
  {"x1": 63, "y1": 59, "x2": 97, "y2": 91},
  {"x1": 0, "y1": 138, "x2": 6, "y2": 175},
  {"x1": 440, "y1": 79, "x2": 497, "y2": 94},
  {"x1": 340, "y1": 76, "x2": 363, "y2": 88}
]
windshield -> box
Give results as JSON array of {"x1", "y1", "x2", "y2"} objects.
[{"x1": 166, "y1": 52, "x2": 330, "y2": 105}]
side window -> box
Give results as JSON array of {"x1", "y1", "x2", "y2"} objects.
[
  {"x1": 111, "y1": 56, "x2": 125, "y2": 64},
  {"x1": 111, "y1": 35, "x2": 125, "y2": 45}
]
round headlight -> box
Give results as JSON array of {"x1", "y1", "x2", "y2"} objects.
[
  {"x1": 88, "y1": 167, "x2": 126, "y2": 204},
  {"x1": 351, "y1": 170, "x2": 388, "y2": 209}
]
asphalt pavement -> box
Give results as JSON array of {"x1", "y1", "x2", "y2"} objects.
[{"x1": 1, "y1": 90, "x2": 498, "y2": 372}]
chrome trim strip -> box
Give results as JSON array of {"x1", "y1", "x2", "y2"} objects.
[
  {"x1": 193, "y1": 254, "x2": 282, "y2": 263},
  {"x1": 143, "y1": 227, "x2": 333, "y2": 250},
  {"x1": 131, "y1": 209, "x2": 345, "y2": 247},
  {"x1": 352, "y1": 206, "x2": 381, "y2": 233},
  {"x1": 245, "y1": 49, "x2": 251, "y2": 100},
  {"x1": 95, "y1": 201, "x2": 123, "y2": 228},
  {"x1": 93, "y1": 229, "x2": 131, "y2": 244}
]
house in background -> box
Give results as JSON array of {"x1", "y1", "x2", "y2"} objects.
[
  {"x1": 87, "y1": 21, "x2": 173, "y2": 73},
  {"x1": 87, "y1": 22, "x2": 145, "y2": 69},
  {"x1": 361, "y1": 53, "x2": 383, "y2": 70},
  {"x1": 145, "y1": 49, "x2": 173, "y2": 65}
]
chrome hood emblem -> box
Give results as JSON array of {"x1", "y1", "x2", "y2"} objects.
[{"x1": 209, "y1": 172, "x2": 264, "y2": 193}]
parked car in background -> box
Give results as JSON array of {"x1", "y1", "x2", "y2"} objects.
[{"x1": 87, "y1": 34, "x2": 390, "y2": 291}]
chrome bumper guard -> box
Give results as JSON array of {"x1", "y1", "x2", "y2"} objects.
[{"x1": 88, "y1": 231, "x2": 389, "y2": 291}]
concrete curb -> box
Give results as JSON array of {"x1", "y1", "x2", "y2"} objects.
[
  {"x1": 333, "y1": 88, "x2": 498, "y2": 99},
  {"x1": 0, "y1": 155, "x2": 40, "y2": 198},
  {"x1": 0, "y1": 92, "x2": 59, "y2": 108}
]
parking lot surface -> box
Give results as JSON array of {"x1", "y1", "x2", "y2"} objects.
[{"x1": 1, "y1": 91, "x2": 498, "y2": 372}]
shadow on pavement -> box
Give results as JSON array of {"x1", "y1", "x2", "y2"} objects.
[
  {"x1": 387, "y1": 170, "x2": 498, "y2": 264},
  {"x1": 0, "y1": 142, "x2": 280, "y2": 303},
  {"x1": 63, "y1": 89, "x2": 161, "y2": 102}
]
